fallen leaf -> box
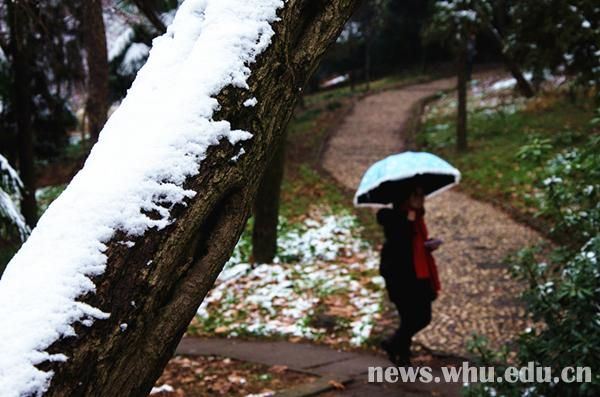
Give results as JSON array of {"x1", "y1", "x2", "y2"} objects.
[
  {"x1": 328, "y1": 380, "x2": 345, "y2": 390},
  {"x1": 269, "y1": 365, "x2": 288, "y2": 374}
]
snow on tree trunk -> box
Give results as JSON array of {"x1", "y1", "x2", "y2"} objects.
[{"x1": 0, "y1": 0, "x2": 359, "y2": 395}]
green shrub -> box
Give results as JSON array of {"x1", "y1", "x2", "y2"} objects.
[
  {"x1": 536, "y1": 136, "x2": 600, "y2": 246},
  {"x1": 465, "y1": 124, "x2": 600, "y2": 396}
]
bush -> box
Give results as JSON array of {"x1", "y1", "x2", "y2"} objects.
[
  {"x1": 536, "y1": 135, "x2": 600, "y2": 246},
  {"x1": 465, "y1": 123, "x2": 600, "y2": 396}
]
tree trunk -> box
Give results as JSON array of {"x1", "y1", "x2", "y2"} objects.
[
  {"x1": 365, "y1": 33, "x2": 371, "y2": 91},
  {"x1": 348, "y1": 20, "x2": 357, "y2": 93},
  {"x1": 38, "y1": 1, "x2": 359, "y2": 395},
  {"x1": 502, "y1": 54, "x2": 535, "y2": 98},
  {"x1": 252, "y1": 135, "x2": 286, "y2": 264},
  {"x1": 83, "y1": 0, "x2": 110, "y2": 143},
  {"x1": 457, "y1": 47, "x2": 468, "y2": 152},
  {"x1": 133, "y1": 0, "x2": 167, "y2": 34},
  {"x1": 7, "y1": 0, "x2": 37, "y2": 227},
  {"x1": 474, "y1": 5, "x2": 535, "y2": 98}
]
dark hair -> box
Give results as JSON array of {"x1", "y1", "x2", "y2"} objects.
[{"x1": 391, "y1": 180, "x2": 422, "y2": 209}]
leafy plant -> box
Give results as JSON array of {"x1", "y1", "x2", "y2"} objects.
[
  {"x1": 465, "y1": 132, "x2": 600, "y2": 396},
  {"x1": 516, "y1": 136, "x2": 553, "y2": 163},
  {"x1": 536, "y1": 136, "x2": 600, "y2": 245}
]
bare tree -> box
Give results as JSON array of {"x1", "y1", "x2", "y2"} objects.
[
  {"x1": 6, "y1": 0, "x2": 37, "y2": 227},
  {"x1": 457, "y1": 42, "x2": 468, "y2": 152},
  {"x1": 472, "y1": 2, "x2": 535, "y2": 98},
  {"x1": 82, "y1": 0, "x2": 110, "y2": 143},
  {"x1": 252, "y1": 136, "x2": 286, "y2": 264},
  {"x1": 133, "y1": 0, "x2": 167, "y2": 34},
  {"x1": 27, "y1": 1, "x2": 360, "y2": 395}
]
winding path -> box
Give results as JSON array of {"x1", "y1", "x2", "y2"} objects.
[{"x1": 322, "y1": 78, "x2": 545, "y2": 356}]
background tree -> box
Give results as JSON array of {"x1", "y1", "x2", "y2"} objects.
[
  {"x1": 6, "y1": 0, "x2": 37, "y2": 226},
  {"x1": 508, "y1": 0, "x2": 600, "y2": 94},
  {"x1": 0, "y1": 0, "x2": 86, "y2": 226},
  {"x1": 471, "y1": 0, "x2": 534, "y2": 97},
  {"x1": 132, "y1": 0, "x2": 173, "y2": 34},
  {"x1": 315, "y1": 0, "x2": 452, "y2": 89},
  {"x1": 81, "y1": 0, "x2": 110, "y2": 144},
  {"x1": 0, "y1": 154, "x2": 29, "y2": 275},
  {"x1": 106, "y1": 0, "x2": 180, "y2": 101},
  {"x1": 424, "y1": 0, "x2": 482, "y2": 151},
  {"x1": 352, "y1": 0, "x2": 387, "y2": 90},
  {"x1": 252, "y1": 137, "x2": 286, "y2": 263},
  {"x1": 424, "y1": 0, "x2": 537, "y2": 151}
]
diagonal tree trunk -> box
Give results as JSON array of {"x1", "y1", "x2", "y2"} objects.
[
  {"x1": 133, "y1": 0, "x2": 167, "y2": 34},
  {"x1": 19, "y1": 1, "x2": 359, "y2": 395},
  {"x1": 473, "y1": 3, "x2": 535, "y2": 98}
]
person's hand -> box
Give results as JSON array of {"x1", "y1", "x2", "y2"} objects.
[{"x1": 424, "y1": 238, "x2": 443, "y2": 251}]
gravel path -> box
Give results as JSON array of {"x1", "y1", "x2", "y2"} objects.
[
  {"x1": 322, "y1": 78, "x2": 545, "y2": 357},
  {"x1": 322, "y1": 78, "x2": 456, "y2": 190}
]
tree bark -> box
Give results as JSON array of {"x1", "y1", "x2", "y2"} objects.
[
  {"x1": 133, "y1": 0, "x2": 167, "y2": 34},
  {"x1": 364, "y1": 32, "x2": 371, "y2": 91},
  {"x1": 252, "y1": 136, "x2": 286, "y2": 264},
  {"x1": 7, "y1": 0, "x2": 37, "y2": 227},
  {"x1": 473, "y1": 4, "x2": 535, "y2": 98},
  {"x1": 39, "y1": 1, "x2": 359, "y2": 395},
  {"x1": 457, "y1": 46, "x2": 468, "y2": 152},
  {"x1": 83, "y1": 0, "x2": 110, "y2": 143},
  {"x1": 501, "y1": 53, "x2": 535, "y2": 98}
]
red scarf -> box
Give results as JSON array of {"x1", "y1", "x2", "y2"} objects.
[{"x1": 405, "y1": 206, "x2": 441, "y2": 293}]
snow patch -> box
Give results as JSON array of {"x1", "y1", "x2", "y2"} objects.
[
  {"x1": 230, "y1": 148, "x2": 246, "y2": 162},
  {"x1": 118, "y1": 42, "x2": 150, "y2": 75},
  {"x1": 150, "y1": 384, "x2": 175, "y2": 394},
  {"x1": 108, "y1": 27, "x2": 135, "y2": 61},
  {"x1": 243, "y1": 97, "x2": 258, "y2": 107},
  {"x1": 490, "y1": 73, "x2": 533, "y2": 92},
  {"x1": 196, "y1": 213, "x2": 384, "y2": 346}
]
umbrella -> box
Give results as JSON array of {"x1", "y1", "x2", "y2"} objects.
[{"x1": 354, "y1": 151, "x2": 461, "y2": 207}]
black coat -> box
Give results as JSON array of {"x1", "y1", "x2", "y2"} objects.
[{"x1": 377, "y1": 208, "x2": 434, "y2": 302}]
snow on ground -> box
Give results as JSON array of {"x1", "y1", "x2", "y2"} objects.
[
  {"x1": 193, "y1": 210, "x2": 385, "y2": 347},
  {"x1": 150, "y1": 384, "x2": 175, "y2": 394},
  {"x1": 0, "y1": 1, "x2": 284, "y2": 395},
  {"x1": 422, "y1": 75, "x2": 531, "y2": 122},
  {"x1": 320, "y1": 74, "x2": 350, "y2": 89},
  {"x1": 422, "y1": 73, "x2": 569, "y2": 124},
  {"x1": 489, "y1": 72, "x2": 533, "y2": 92}
]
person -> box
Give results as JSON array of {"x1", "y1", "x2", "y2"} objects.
[{"x1": 377, "y1": 185, "x2": 441, "y2": 366}]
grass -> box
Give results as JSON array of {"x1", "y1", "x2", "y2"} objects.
[
  {"x1": 280, "y1": 87, "x2": 355, "y2": 223},
  {"x1": 418, "y1": 90, "x2": 598, "y2": 224}
]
